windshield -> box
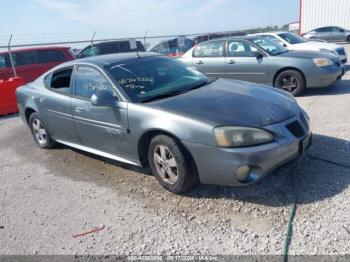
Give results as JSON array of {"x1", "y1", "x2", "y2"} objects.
[
  {"x1": 277, "y1": 33, "x2": 305, "y2": 44},
  {"x1": 251, "y1": 37, "x2": 288, "y2": 55},
  {"x1": 105, "y1": 56, "x2": 209, "y2": 103}
]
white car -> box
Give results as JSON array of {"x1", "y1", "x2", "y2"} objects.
[{"x1": 251, "y1": 31, "x2": 347, "y2": 63}]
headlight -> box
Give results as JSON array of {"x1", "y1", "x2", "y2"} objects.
[
  {"x1": 313, "y1": 58, "x2": 333, "y2": 67},
  {"x1": 213, "y1": 126, "x2": 274, "y2": 147}
]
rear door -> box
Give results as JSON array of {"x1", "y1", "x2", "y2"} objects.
[
  {"x1": 318, "y1": 27, "x2": 333, "y2": 41},
  {"x1": 225, "y1": 40, "x2": 269, "y2": 84},
  {"x1": 70, "y1": 65, "x2": 130, "y2": 158},
  {"x1": 191, "y1": 40, "x2": 226, "y2": 78},
  {"x1": 39, "y1": 67, "x2": 80, "y2": 143}
]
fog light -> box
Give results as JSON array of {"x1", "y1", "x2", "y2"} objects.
[{"x1": 236, "y1": 165, "x2": 250, "y2": 182}]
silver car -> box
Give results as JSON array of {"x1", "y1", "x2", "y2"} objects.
[
  {"x1": 303, "y1": 26, "x2": 350, "y2": 42},
  {"x1": 16, "y1": 53, "x2": 311, "y2": 194},
  {"x1": 180, "y1": 36, "x2": 344, "y2": 96}
]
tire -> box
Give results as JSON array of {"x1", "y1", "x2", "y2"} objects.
[
  {"x1": 148, "y1": 135, "x2": 199, "y2": 194},
  {"x1": 347, "y1": 35, "x2": 350, "y2": 42},
  {"x1": 29, "y1": 113, "x2": 56, "y2": 149},
  {"x1": 275, "y1": 70, "x2": 305, "y2": 96}
]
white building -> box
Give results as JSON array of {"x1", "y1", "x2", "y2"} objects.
[{"x1": 299, "y1": 0, "x2": 350, "y2": 34}]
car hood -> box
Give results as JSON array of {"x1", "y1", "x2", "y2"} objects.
[
  {"x1": 290, "y1": 41, "x2": 340, "y2": 51},
  {"x1": 277, "y1": 50, "x2": 338, "y2": 60},
  {"x1": 145, "y1": 79, "x2": 299, "y2": 127}
]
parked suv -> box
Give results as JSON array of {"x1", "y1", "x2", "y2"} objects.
[
  {"x1": 0, "y1": 47, "x2": 74, "y2": 83},
  {"x1": 76, "y1": 40, "x2": 145, "y2": 59},
  {"x1": 302, "y1": 26, "x2": 350, "y2": 42}
]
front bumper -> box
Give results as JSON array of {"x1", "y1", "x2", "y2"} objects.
[
  {"x1": 183, "y1": 113, "x2": 311, "y2": 186},
  {"x1": 306, "y1": 64, "x2": 344, "y2": 88}
]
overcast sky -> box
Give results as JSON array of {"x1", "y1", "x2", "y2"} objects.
[{"x1": 0, "y1": 0, "x2": 299, "y2": 42}]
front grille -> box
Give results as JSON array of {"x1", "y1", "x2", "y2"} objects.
[
  {"x1": 300, "y1": 113, "x2": 309, "y2": 131},
  {"x1": 336, "y1": 48, "x2": 345, "y2": 56},
  {"x1": 286, "y1": 121, "x2": 305, "y2": 138}
]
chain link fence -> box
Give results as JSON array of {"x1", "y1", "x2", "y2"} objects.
[{"x1": 0, "y1": 27, "x2": 286, "y2": 83}]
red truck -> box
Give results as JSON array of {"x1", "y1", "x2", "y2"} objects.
[{"x1": 0, "y1": 47, "x2": 74, "y2": 83}]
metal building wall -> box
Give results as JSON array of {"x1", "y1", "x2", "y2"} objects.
[{"x1": 300, "y1": 0, "x2": 350, "y2": 34}]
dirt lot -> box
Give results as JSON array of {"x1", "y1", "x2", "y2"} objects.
[{"x1": 0, "y1": 70, "x2": 349, "y2": 257}]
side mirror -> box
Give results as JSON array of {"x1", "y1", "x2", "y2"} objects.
[
  {"x1": 91, "y1": 90, "x2": 117, "y2": 107},
  {"x1": 253, "y1": 51, "x2": 264, "y2": 59}
]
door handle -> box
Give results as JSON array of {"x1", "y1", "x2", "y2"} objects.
[
  {"x1": 75, "y1": 107, "x2": 85, "y2": 112},
  {"x1": 227, "y1": 60, "x2": 235, "y2": 64},
  {"x1": 38, "y1": 97, "x2": 46, "y2": 102},
  {"x1": 196, "y1": 60, "x2": 204, "y2": 65}
]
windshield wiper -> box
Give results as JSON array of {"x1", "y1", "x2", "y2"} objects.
[
  {"x1": 141, "y1": 90, "x2": 185, "y2": 103},
  {"x1": 141, "y1": 80, "x2": 214, "y2": 103},
  {"x1": 185, "y1": 79, "x2": 215, "y2": 92}
]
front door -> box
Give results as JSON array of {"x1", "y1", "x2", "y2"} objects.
[
  {"x1": 225, "y1": 40, "x2": 269, "y2": 84},
  {"x1": 191, "y1": 40, "x2": 226, "y2": 78},
  {"x1": 71, "y1": 65, "x2": 130, "y2": 159}
]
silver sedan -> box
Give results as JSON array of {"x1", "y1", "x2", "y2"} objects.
[
  {"x1": 16, "y1": 53, "x2": 311, "y2": 194},
  {"x1": 179, "y1": 36, "x2": 344, "y2": 96}
]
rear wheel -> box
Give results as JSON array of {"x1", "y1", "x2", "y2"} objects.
[
  {"x1": 148, "y1": 135, "x2": 199, "y2": 194},
  {"x1": 29, "y1": 113, "x2": 56, "y2": 148},
  {"x1": 275, "y1": 70, "x2": 305, "y2": 96}
]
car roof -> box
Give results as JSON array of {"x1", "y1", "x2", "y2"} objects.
[
  {"x1": 85, "y1": 40, "x2": 142, "y2": 47},
  {"x1": 251, "y1": 31, "x2": 289, "y2": 36},
  {"x1": 198, "y1": 35, "x2": 261, "y2": 43},
  {"x1": 0, "y1": 46, "x2": 70, "y2": 55},
  {"x1": 67, "y1": 51, "x2": 161, "y2": 67}
]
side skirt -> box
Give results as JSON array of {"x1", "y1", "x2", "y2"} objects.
[{"x1": 55, "y1": 139, "x2": 140, "y2": 167}]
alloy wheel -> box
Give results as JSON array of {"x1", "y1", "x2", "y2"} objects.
[
  {"x1": 280, "y1": 75, "x2": 298, "y2": 92},
  {"x1": 153, "y1": 145, "x2": 179, "y2": 185},
  {"x1": 32, "y1": 118, "x2": 47, "y2": 146}
]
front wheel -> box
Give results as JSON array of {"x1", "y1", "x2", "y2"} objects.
[
  {"x1": 148, "y1": 135, "x2": 199, "y2": 194},
  {"x1": 275, "y1": 70, "x2": 305, "y2": 96},
  {"x1": 29, "y1": 113, "x2": 56, "y2": 148}
]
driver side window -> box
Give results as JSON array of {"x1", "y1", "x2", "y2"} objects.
[
  {"x1": 227, "y1": 40, "x2": 257, "y2": 57},
  {"x1": 75, "y1": 66, "x2": 114, "y2": 99}
]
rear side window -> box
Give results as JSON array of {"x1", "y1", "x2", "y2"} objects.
[
  {"x1": 48, "y1": 67, "x2": 73, "y2": 94},
  {"x1": 75, "y1": 66, "x2": 113, "y2": 99},
  {"x1": 193, "y1": 41, "x2": 224, "y2": 57},
  {"x1": 317, "y1": 27, "x2": 331, "y2": 32},
  {"x1": 12, "y1": 51, "x2": 37, "y2": 66},
  {"x1": 100, "y1": 42, "x2": 121, "y2": 54},
  {"x1": 36, "y1": 50, "x2": 67, "y2": 63}
]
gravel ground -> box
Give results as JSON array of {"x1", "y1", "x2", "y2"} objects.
[{"x1": 0, "y1": 70, "x2": 349, "y2": 257}]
